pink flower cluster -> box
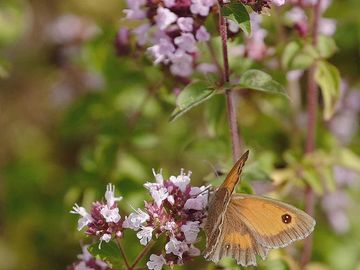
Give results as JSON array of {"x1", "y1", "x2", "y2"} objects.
[
  {"x1": 123, "y1": 169, "x2": 208, "y2": 269},
  {"x1": 70, "y1": 184, "x2": 124, "y2": 249},
  {"x1": 67, "y1": 245, "x2": 111, "y2": 270},
  {"x1": 124, "y1": 0, "x2": 216, "y2": 78},
  {"x1": 286, "y1": 0, "x2": 336, "y2": 37}
]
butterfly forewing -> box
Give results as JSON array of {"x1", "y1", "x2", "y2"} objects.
[
  {"x1": 229, "y1": 194, "x2": 316, "y2": 248},
  {"x1": 204, "y1": 151, "x2": 250, "y2": 257},
  {"x1": 219, "y1": 150, "x2": 249, "y2": 193}
]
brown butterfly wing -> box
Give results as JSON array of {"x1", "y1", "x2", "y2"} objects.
[
  {"x1": 204, "y1": 200, "x2": 269, "y2": 266},
  {"x1": 204, "y1": 151, "x2": 250, "y2": 257},
  {"x1": 230, "y1": 194, "x2": 316, "y2": 249},
  {"x1": 219, "y1": 150, "x2": 249, "y2": 193}
]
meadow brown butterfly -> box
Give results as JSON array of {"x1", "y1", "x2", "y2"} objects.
[{"x1": 204, "y1": 150, "x2": 316, "y2": 266}]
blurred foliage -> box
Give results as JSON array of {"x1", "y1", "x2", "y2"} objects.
[{"x1": 0, "y1": 0, "x2": 359, "y2": 270}]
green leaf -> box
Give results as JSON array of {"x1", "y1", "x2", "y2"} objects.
[
  {"x1": 237, "y1": 69, "x2": 287, "y2": 96},
  {"x1": 88, "y1": 241, "x2": 122, "y2": 269},
  {"x1": 316, "y1": 35, "x2": 338, "y2": 59},
  {"x1": 303, "y1": 168, "x2": 323, "y2": 195},
  {"x1": 314, "y1": 61, "x2": 341, "y2": 120},
  {"x1": 282, "y1": 41, "x2": 318, "y2": 70},
  {"x1": 170, "y1": 80, "x2": 216, "y2": 122},
  {"x1": 221, "y1": 1, "x2": 251, "y2": 36}
]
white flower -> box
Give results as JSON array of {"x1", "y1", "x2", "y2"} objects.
[
  {"x1": 184, "y1": 186, "x2": 208, "y2": 210},
  {"x1": 148, "y1": 38, "x2": 176, "y2": 64},
  {"x1": 70, "y1": 204, "x2": 93, "y2": 231},
  {"x1": 126, "y1": 0, "x2": 146, "y2": 10},
  {"x1": 98, "y1": 233, "x2": 112, "y2": 249},
  {"x1": 188, "y1": 245, "x2": 201, "y2": 256},
  {"x1": 163, "y1": 221, "x2": 177, "y2": 233},
  {"x1": 195, "y1": 26, "x2": 210, "y2": 41},
  {"x1": 123, "y1": 8, "x2": 146, "y2": 19},
  {"x1": 174, "y1": 33, "x2": 197, "y2": 53},
  {"x1": 144, "y1": 182, "x2": 169, "y2": 207},
  {"x1": 271, "y1": 0, "x2": 285, "y2": 6},
  {"x1": 286, "y1": 7, "x2": 306, "y2": 23},
  {"x1": 123, "y1": 209, "x2": 150, "y2": 230},
  {"x1": 319, "y1": 18, "x2": 336, "y2": 36},
  {"x1": 156, "y1": 7, "x2": 178, "y2": 30},
  {"x1": 100, "y1": 205, "x2": 121, "y2": 223},
  {"x1": 124, "y1": 1, "x2": 146, "y2": 20},
  {"x1": 147, "y1": 254, "x2": 166, "y2": 270},
  {"x1": 152, "y1": 168, "x2": 164, "y2": 184},
  {"x1": 169, "y1": 169, "x2": 192, "y2": 192},
  {"x1": 164, "y1": 0, "x2": 176, "y2": 7},
  {"x1": 133, "y1": 24, "x2": 150, "y2": 46},
  {"x1": 165, "y1": 237, "x2": 189, "y2": 257},
  {"x1": 105, "y1": 184, "x2": 122, "y2": 208},
  {"x1": 228, "y1": 20, "x2": 240, "y2": 33},
  {"x1": 137, "y1": 226, "x2": 154, "y2": 245},
  {"x1": 177, "y1": 17, "x2": 194, "y2": 32},
  {"x1": 74, "y1": 261, "x2": 91, "y2": 270},
  {"x1": 190, "y1": 0, "x2": 216, "y2": 16},
  {"x1": 197, "y1": 63, "x2": 217, "y2": 74},
  {"x1": 169, "y1": 50, "x2": 193, "y2": 77},
  {"x1": 181, "y1": 221, "x2": 200, "y2": 243},
  {"x1": 167, "y1": 195, "x2": 175, "y2": 204}
]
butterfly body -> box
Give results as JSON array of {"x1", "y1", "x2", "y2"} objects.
[{"x1": 204, "y1": 151, "x2": 316, "y2": 266}]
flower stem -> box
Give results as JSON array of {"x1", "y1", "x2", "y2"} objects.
[
  {"x1": 130, "y1": 240, "x2": 155, "y2": 270},
  {"x1": 116, "y1": 238, "x2": 131, "y2": 270},
  {"x1": 218, "y1": 0, "x2": 242, "y2": 162},
  {"x1": 301, "y1": 0, "x2": 322, "y2": 268}
]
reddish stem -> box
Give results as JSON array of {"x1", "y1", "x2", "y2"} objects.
[
  {"x1": 218, "y1": 1, "x2": 242, "y2": 162},
  {"x1": 301, "y1": 0, "x2": 322, "y2": 268}
]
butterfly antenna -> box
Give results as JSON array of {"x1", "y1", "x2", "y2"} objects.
[{"x1": 202, "y1": 160, "x2": 220, "y2": 178}]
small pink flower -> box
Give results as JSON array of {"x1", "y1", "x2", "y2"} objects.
[
  {"x1": 190, "y1": 0, "x2": 216, "y2": 16},
  {"x1": 174, "y1": 33, "x2": 197, "y2": 53},
  {"x1": 156, "y1": 7, "x2": 178, "y2": 30},
  {"x1": 148, "y1": 38, "x2": 176, "y2": 64},
  {"x1": 147, "y1": 254, "x2": 166, "y2": 270},
  {"x1": 169, "y1": 50, "x2": 193, "y2": 77},
  {"x1": 271, "y1": 0, "x2": 285, "y2": 6},
  {"x1": 195, "y1": 26, "x2": 210, "y2": 41},
  {"x1": 177, "y1": 17, "x2": 194, "y2": 32},
  {"x1": 137, "y1": 226, "x2": 154, "y2": 245},
  {"x1": 181, "y1": 221, "x2": 200, "y2": 243}
]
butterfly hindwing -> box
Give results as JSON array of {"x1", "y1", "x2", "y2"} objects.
[
  {"x1": 204, "y1": 198, "x2": 268, "y2": 266},
  {"x1": 229, "y1": 193, "x2": 316, "y2": 249}
]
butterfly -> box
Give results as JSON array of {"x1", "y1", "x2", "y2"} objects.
[{"x1": 204, "y1": 150, "x2": 316, "y2": 266}]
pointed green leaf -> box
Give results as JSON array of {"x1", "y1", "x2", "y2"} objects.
[
  {"x1": 314, "y1": 61, "x2": 341, "y2": 120},
  {"x1": 316, "y1": 35, "x2": 337, "y2": 59},
  {"x1": 303, "y1": 168, "x2": 323, "y2": 195},
  {"x1": 88, "y1": 241, "x2": 122, "y2": 269},
  {"x1": 237, "y1": 69, "x2": 287, "y2": 97},
  {"x1": 170, "y1": 81, "x2": 216, "y2": 122},
  {"x1": 282, "y1": 41, "x2": 318, "y2": 70},
  {"x1": 221, "y1": 1, "x2": 251, "y2": 36}
]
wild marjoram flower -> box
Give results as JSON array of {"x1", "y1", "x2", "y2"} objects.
[
  {"x1": 70, "y1": 169, "x2": 208, "y2": 269},
  {"x1": 123, "y1": 168, "x2": 208, "y2": 269},
  {"x1": 67, "y1": 244, "x2": 111, "y2": 270},
  {"x1": 122, "y1": 0, "x2": 286, "y2": 79},
  {"x1": 70, "y1": 184, "x2": 124, "y2": 249}
]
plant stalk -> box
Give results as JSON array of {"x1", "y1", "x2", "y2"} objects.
[
  {"x1": 218, "y1": 0, "x2": 242, "y2": 162},
  {"x1": 130, "y1": 240, "x2": 155, "y2": 270},
  {"x1": 116, "y1": 238, "x2": 131, "y2": 270},
  {"x1": 301, "y1": 0, "x2": 322, "y2": 268}
]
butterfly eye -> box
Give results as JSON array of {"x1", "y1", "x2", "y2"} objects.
[{"x1": 282, "y1": 213, "x2": 292, "y2": 224}]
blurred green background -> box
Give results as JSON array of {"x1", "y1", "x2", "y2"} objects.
[{"x1": 0, "y1": 0, "x2": 359, "y2": 269}]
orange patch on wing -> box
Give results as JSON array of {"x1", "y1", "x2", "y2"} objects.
[{"x1": 224, "y1": 232, "x2": 254, "y2": 249}]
